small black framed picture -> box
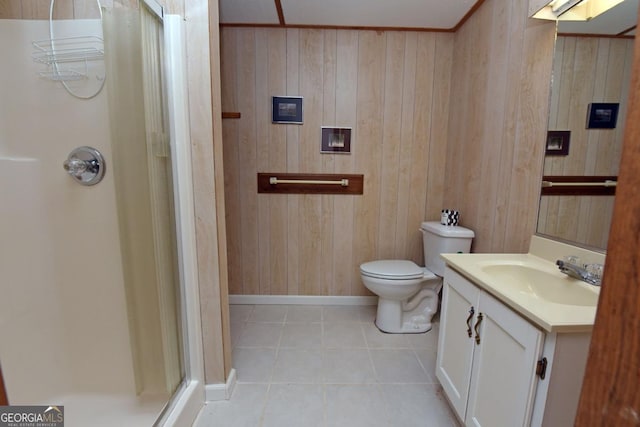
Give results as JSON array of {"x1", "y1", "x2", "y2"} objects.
[
  {"x1": 587, "y1": 103, "x2": 619, "y2": 129},
  {"x1": 321, "y1": 127, "x2": 352, "y2": 154},
  {"x1": 545, "y1": 130, "x2": 571, "y2": 156},
  {"x1": 272, "y1": 96, "x2": 303, "y2": 124}
]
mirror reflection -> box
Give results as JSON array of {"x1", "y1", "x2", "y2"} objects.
[{"x1": 537, "y1": 0, "x2": 637, "y2": 250}]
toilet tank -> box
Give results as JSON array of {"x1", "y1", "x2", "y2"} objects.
[{"x1": 421, "y1": 221, "x2": 474, "y2": 276}]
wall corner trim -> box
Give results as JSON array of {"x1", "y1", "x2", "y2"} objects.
[{"x1": 204, "y1": 368, "x2": 237, "y2": 402}]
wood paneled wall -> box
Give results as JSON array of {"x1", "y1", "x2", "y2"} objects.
[
  {"x1": 0, "y1": 0, "x2": 186, "y2": 20},
  {"x1": 186, "y1": 0, "x2": 232, "y2": 383},
  {"x1": 0, "y1": 0, "x2": 118, "y2": 19},
  {"x1": 576, "y1": 6, "x2": 640, "y2": 418},
  {"x1": 443, "y1": 0, "x2": 556, "y2": 253},
  {"x1": 221, "y1": 28, "x2": 454, "y2": 296},
  {"x1": 538, "y1": 36, "x2": 634, "y2": 249}
]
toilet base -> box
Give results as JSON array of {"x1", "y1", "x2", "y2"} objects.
[
  {"x1": 374, "y1": 317, "x2": 434, "y2": 334},
  {"x1": 374, "y1": 294, "x2": 438, "y2": 334}
]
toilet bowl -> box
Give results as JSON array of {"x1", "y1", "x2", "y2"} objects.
[
  {"x1": 361, "y1": 260, "x2": 441, "y2": 333},
  {"x1": 360, "y1": 221, "x2": 474, "y2": 334}
]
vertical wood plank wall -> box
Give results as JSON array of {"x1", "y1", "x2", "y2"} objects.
[
  {"x1": 576, "y1": 6, "x2": 640, "y2": 419},
  {"x1": 185, "y1": 0, "x2": 232, "y2": 384},
  {"x1": 443, "y1": 0, "x2": 556, "y2": 253},
  {"x1": 0, "y1": 0, "x2": 132, "y2": 19},
  {"x1": 538, "y1": 36, "x2": 634, "y2": 249},
  {"x1": 221, "y1": 28, "x2": 454, "y2": 296}
]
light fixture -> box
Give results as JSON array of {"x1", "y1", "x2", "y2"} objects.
[
  {"x1": 551, "y1": 0, "x2": 585, "y2": 15},
  {"x1": 531, "y1": 0, "x2": 625, "y2": 20}
]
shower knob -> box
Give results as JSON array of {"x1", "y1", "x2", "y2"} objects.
[
  {"x1": 63, "y1": 146, "x2": 106, "y2": 186},
  {"x1": 63, "y1": 157, "x2": 88, "y2": 177}
]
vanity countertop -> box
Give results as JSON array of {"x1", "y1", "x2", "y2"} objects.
[{"x1": 441, "y1": 252, "x2": 600, "y2": 333}]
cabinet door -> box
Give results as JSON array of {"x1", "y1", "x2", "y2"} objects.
[
  {"x1": 465, "y1": 291, "x2": 543, "y2": 427},
  {"x1": 436, "y1": 268, "x2": 481, "y2": 421}
]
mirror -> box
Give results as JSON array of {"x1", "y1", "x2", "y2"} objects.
[{"x1": 536, "y1": 0, "x2": 638, "y2": 251}]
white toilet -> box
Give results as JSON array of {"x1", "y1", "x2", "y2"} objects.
[{"x1": 360, "y1": 221, "x2": 474, "y2": 333}]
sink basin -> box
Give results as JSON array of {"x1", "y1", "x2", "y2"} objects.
[
  {"x1": 480, "y1": 264, "x2": 599, "y2": 307},
  {"x1": 441, "y1": 250, "x2": 603, "y2": 332}
]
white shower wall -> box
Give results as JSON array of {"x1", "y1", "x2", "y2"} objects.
[{"x1": 0, "y1": 19, "x2": 136, "y2": 402}]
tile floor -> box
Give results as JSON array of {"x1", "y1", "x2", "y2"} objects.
[{"x1": 193, "y1": 304, "x2": 460, "y2": 427}]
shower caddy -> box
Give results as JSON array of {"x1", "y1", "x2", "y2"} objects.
[{"x1": 31, "y1": 0, "x2": 105, "y2": 99}]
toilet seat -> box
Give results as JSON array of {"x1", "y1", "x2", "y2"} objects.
[{"x1": 360, "y1": 260, "x2": 437, "y2": 281}]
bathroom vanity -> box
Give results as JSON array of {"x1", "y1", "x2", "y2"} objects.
[{"x1": 436, "y1": 236, "x2": 604, "y2": 427}]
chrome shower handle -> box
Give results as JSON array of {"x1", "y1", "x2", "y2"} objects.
[
  {"x1": 63, "y1": 146, "x2": 105, "y2": 186},
  {"x1": 63, "y1": 157, "x2": 89, "y2": 177}
]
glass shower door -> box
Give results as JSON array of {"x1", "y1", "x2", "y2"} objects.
[{"x1": 103, "y1": 0, "x2": 184, "y2": 402}]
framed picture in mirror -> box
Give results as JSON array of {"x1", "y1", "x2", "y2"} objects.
[
  {"x1": 586, "y1": 103, "x2": 619, "y2": 129},
  {"x1": 545, "y1": 130, "x2": 571, "y2": 156}
]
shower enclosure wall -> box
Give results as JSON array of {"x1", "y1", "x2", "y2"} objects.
[{"x1": 0, "y1": 1, "x2": 202, "y2": 425}]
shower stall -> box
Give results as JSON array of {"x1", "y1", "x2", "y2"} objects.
[{"x1": 0, "y1": 1, "x2": 204, "y2": 425}]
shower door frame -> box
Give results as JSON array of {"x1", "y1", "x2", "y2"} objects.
[{"x1": 151, "y1": 11, "x2": 205, "y2": 427}]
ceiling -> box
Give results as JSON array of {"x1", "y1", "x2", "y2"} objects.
[
  {"x1": 218, "y1": 0, "x2": 479, "y2": 31},
  {"x1": 218, "y1": 0, "x2": 638, "y2": 36}
]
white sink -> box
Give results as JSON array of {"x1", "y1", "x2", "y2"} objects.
[
  {"x1": 479, "y1": 263, "x2": 598, "y2": 307},
  {"x1": 441, "y1": 240, "x2": 604, "y2": 332}
]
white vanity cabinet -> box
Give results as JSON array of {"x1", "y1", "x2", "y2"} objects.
[
  {"x1": 437, "y1": 241, "x2": 601, "y2": 426},
  {"x1": 437, "y1": 266, "x2": 544, "y2": 427},
  {"x1": 437, "y1": 265, "x2": 593, "y2": 427}
]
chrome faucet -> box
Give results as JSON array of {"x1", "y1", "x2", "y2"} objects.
[{"x1": 556, "y1": 259, "x2": 603, "y2": 286}]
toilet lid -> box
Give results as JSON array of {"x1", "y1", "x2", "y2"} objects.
[{"x1": 360, "y1": 260, "x2": 426, "y2": 280}]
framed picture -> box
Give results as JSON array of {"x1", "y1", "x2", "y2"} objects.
[
  {"x1": 586, "y1": 103, "x2": 619, "y2": 129},
  {"x1": 272, "y1": 96, "x2": 303, "y2": 124},
  {"x1": 545, "y1": 130, "x2": 571, "y2": 156},
  {"x1": 321, "y1": 127, "x2": 352, "y2": 154}
]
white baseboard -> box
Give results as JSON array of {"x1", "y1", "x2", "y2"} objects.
[
  {"x1": 204, "y1": 368, "x2": 237, "y2": 402},
  {"x1": 228, "y1": 295, "x2": 378, "y2": 306}
]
